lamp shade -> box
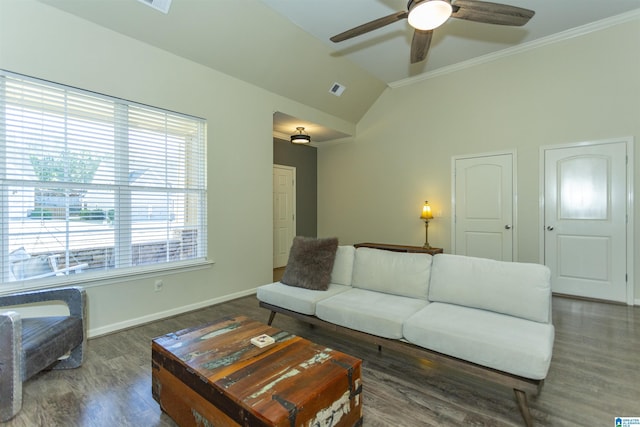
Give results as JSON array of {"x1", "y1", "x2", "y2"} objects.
[
  {"x1": 407, "y1": 0, "x2": 452, "y2": 31},
  {"x1": 420, "y1": 201, "x2": 434, "y2": 220}
]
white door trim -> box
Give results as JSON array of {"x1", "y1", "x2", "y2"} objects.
[
  {"x1": 451, "y1": 149, "x2": 518, "y2": 261},
  {"x1": 538, "y1": 137, "x2": 635, "y2": 305}
]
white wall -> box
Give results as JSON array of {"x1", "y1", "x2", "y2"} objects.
[
  {"x1": 0, "y1": 0, "x2": 354, "y2": 335},
  {"x1": 318, "y1": 16, "x2": 640, "y2": 301}
]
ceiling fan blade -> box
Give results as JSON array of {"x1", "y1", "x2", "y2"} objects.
[
  {"x1": 330, "y1": 11, "x2": 408, "y2": 43},
  {"x1": 452, "y1": 0, "x2": 535, "y2": 26},
  {"x1": 410, "y1": 29, "x2": 433, "y2": 63}
]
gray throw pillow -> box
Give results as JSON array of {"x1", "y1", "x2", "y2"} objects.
[{"x1": 281, "y1": 236, "x2": 339, "y2": 291}]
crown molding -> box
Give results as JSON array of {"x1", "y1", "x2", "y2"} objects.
[{"x1": 389, "y1": 9, "x2": 640, "y2": 89}]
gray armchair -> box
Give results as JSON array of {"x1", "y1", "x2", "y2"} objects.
[{"x1": 0, "y1": 286, "x2": 86, "y2": 421}]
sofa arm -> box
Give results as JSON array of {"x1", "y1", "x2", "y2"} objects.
[
  {"x1": 0, "y1": 286, "x2": 86, "y2": 319},
  {"x1": 0, "y1": 311, "x2": 23, "y2": 422}
]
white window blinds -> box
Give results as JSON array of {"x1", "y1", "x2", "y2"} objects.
[{"x1": 1, "y1": 70, "x2": 207, "y2": 286}]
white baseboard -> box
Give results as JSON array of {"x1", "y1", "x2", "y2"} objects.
[{"x1": 87, "y1": 288, "x2": 258, "y2": 338}]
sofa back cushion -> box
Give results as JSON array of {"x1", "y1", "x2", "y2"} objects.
[
  {"x1": 352, "y1": 248, "x2": 432, "y2": 299},
  {"x1": 428, "y1": 254, "x2": 552, "y2": 323},
  {"x1": 331, "y1": 245, "x2": 356, "y2": 286}
]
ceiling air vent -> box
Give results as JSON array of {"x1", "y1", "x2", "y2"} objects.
[
  {"x1": 329, "y1": 82, "x2": 346, "y2": 97},
  {"x1": 137, "y1": 0, "x2": 172, "y2": 14}
]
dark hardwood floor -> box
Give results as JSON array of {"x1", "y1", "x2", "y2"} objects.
[{"x1": 5, "y1": 293, "x2": 639, "y2": 426}]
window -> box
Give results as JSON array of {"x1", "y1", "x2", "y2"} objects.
[{"x1": 1, "y1": 70, "x2": 207, "y2": 287}]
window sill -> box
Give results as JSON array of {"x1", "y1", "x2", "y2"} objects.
[{"x1": 1, "y1": 259, "x2": 215, "y2": 294}]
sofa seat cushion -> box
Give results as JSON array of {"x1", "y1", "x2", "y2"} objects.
[
  {"x1": 429, "y1": 254, "x2": 552, "y2": 323},
  {"x1": 316, "y1": 289, "x2": 429, "y2": 339},
  {"x1": 352, "y1": 248, "x2": 432, "y2": 299},
  {"x1": 257, "y1": 282, "x2": 351, "y2": 315},
  {"x1": 403, "y1": 302, "x2": 555, "y2": 380}
]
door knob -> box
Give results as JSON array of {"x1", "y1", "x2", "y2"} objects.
[
  {"x1": 546, "y1": 226, "x2": 554, "y2": 231},
  {"x1": 504, "y1": 225, "x2": 512, "y2": 230}
]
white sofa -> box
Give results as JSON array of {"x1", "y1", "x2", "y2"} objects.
[{"x1": 257, "y1": 246, "x2": 554, "y2": 426}]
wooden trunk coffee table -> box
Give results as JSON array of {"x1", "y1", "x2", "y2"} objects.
[{"x1": 152, "y1": 315, "x2": 363, "y2": 427}]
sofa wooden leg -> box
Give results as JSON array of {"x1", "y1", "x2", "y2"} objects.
[
  {"x1": 514, "y1": 389, "x2": 534, "y2": 427},
  {"x1": 267, "y1": 311, "x2": 276, "y2": 326}
]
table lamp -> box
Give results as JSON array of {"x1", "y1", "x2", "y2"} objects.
[{"x1": 420, "y1": 201, "x2": 434, "y2": 249}]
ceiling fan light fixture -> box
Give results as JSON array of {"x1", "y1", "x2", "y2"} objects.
[
  {"x1": 290, "y1": 126, "x2": 311, "y2": 144},
  {"x1": 407, "y1": 0, "x2": 452, "y2": 31}
]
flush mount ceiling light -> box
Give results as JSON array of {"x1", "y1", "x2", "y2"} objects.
[
  {"x1": 407, "y1": 0, "x2": 453, "y2": 31},
  {"x1": 290, "y1": 127, "x2": 311, "y2": 145}
]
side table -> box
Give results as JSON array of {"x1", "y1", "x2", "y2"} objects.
[{"x1": 354, "y1": 242, "x2": 443, "y2": 255}]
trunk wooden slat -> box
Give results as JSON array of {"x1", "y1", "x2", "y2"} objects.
[{"x1": 152, "y1": 315, "x2": 363, "y2": 427}]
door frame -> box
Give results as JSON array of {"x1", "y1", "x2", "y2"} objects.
[
  {"x1": 538, "y1": 137, "x2": 635, "y2": 305},
  {"x1": 273, "y1": 164, "x2": 296, "y2": 268},
  {"x1": 451, "y1": 149, "x2": 518, "y2": 261}
]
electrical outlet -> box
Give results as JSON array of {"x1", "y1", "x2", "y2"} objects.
[{"x1": 154, "y1": 279, "x2": 164, "y2": 292}]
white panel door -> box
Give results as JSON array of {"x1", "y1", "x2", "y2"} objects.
[
  {"x1": 454, "y1": 153, "x2": 514, "y2": 261},
  {"x1": 544, "y1": 142, "x2": 628, "y2": 302},
  {"x1": 273, "y1": 165, "x2": 295, "y2": 268}
]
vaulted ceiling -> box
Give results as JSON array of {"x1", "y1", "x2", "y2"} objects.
[
  {"x1": 38, "y1": 0, "x2": 640, "y2": 142},
  {"x1": 263, "y1": 0, "x2": 640, "y2": 85}
]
